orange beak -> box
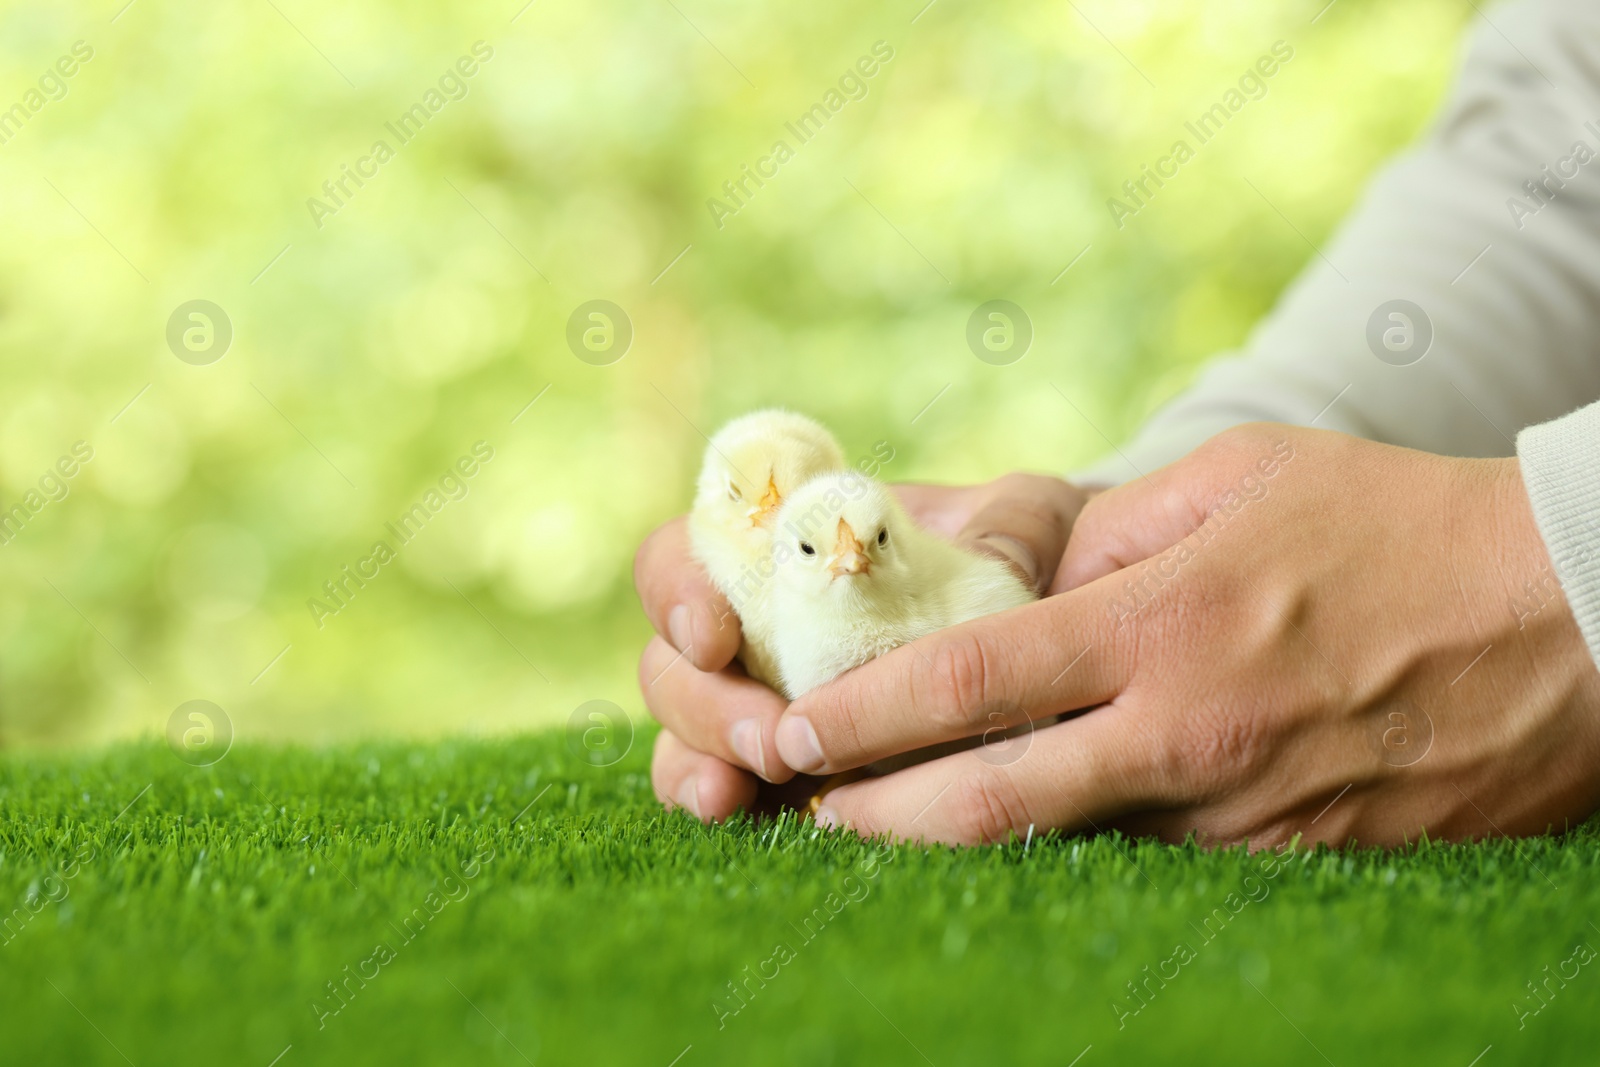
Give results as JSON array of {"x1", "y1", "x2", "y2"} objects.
[
  {"x1": 747, "y1": 473, "x2": 782, "y2": 527},
  {"x1": 827, "y1": 519, "x2": 871, "y2": 578}
]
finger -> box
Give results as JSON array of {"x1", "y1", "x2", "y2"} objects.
[
  {"x1": 639, "y1": 636, "x2": 795, "y2": 783},
  {"x1": 956, "y1": 473, "x2": 1085, "y2": 594},
  {"x1": 891, "y1": 483, "x2": 981, "y2": 538},
  {"x1": 651, "y1": 729, "x2": 759, "y2": 822},
  {"x1": 777, "y1": 580, "x2": 1132, "y2": 775},
  {"x1": 1055, "y1": 426, "x2": 1299, "y2": 593},
  {"x1": 814, "y1": 706, "x2": 1176, "y2": 846},
  {"x1": 633, "y1": 516, "x2": 742, "y2": 672}
]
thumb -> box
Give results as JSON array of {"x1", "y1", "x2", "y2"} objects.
[
  {"x1": 1055, "y1": 426, "x2": 1299, "y2": 593},
  {"x1": 956, "y1": 473, "x2": 1087, "y2": 595}
]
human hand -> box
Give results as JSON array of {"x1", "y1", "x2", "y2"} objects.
[
  {"x1": 633, "y1": 474, "x2": 1092, "y2": 820},
  {"x1": 774, "y1": 425, "x2": 1600, "y2": 847}
]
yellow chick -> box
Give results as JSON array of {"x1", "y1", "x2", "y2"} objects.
[
  {"x1": 768, "y1": 471, "x2": 1036, "y2": 700},
  {"x1": 689, "y1": 410, "x2": 846, "y2": 686}
]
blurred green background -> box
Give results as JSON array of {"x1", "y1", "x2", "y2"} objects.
[{"x1": 0, "y1": 0, "x2": 1467, "y2": 747}]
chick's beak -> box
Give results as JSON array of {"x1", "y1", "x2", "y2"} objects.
[
  {"x1": 828, "y1": 519, "x2": 871, "y2": 578},
  {"x1": 746, "y1": 473, "x2": 782, "y2": 527}
]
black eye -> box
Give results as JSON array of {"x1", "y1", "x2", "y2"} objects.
[
  {"x1": 799, "y1": 542, "x2": 815, "y2": 556},
  {"x1": 728, "y1": 483, "x2": 742, "y2": 501},
  {"x1": 876, "y1": 528, "x2": 888, "y2": 546}
]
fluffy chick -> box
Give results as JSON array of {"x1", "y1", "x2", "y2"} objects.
[
  {"x1": 769, "y1": 471, "x2": 1036, "y2": 700},
  {"x1": 689, "y1": 410, "x2": 847, "y2": 686}
]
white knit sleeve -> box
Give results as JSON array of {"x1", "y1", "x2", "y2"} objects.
[{"x1": 1518, "y1": 400, "x2": 1600, "y2": 668}]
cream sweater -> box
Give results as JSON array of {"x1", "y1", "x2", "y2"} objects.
[{"x1": 1078, "y1": 0, "x2": 1600, "y2": 668}]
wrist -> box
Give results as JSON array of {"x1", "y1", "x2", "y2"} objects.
[{"x1": 1484, "y1": 457, "x2": 1600, "y2": 707}]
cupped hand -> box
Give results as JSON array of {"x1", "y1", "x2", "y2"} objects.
[
  {"x1": 775, "y1": 424, "x2": 1600, "y2": 847},
  {"x1": 633, "y1": 473, "x2": 1092, "y2": 820}
]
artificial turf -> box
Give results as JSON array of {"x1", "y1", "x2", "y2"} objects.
[{"x1": 2, "y1": 733, "x2": 1598, "y2": 1066}]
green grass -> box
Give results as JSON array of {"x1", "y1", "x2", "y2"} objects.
[{"x1": 3, "y1": 734, "x2": 1599, "y2": 1066}]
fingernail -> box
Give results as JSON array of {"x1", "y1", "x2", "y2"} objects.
[
  {"x1": 814, "y1": 805, "x2": 839, "y2": 830},
  {"x1": 775, "y1": 717, "x2": 824, "y2": 774},
  {"x1": 977, "y1": 534, "x2": 1039, "y2": 590},
  {"x1": 730, "y1": 719, "x2": 768, "y2": 780},
  {"x1": 673, "y1": 776, "x2": 702, "y2": 819},
  {"x1": 667, "y1": 604, "x2": 693, "y2": 655}
]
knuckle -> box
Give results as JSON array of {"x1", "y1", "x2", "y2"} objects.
[
  {"x1": 991, "y1": 472, "x2": 1060, "y2": 512},
  {"x1": 947, "y1": 771, "x2": 1032, "y2": 844},
  {"x1": 1075, "y1": 487, "x2": 1114, "y2": 532},
  {"x1": 1198, "y1": 423, "x2": 1291, "y2": 476},
  {"x1": 1017, "y1": 474, "x2": 1076, "y2": 524},
  {"x1": 1132, "y1": 717, "x2": 1191, "y2": 800},
  {"x1": 1193, "y1": 809, "x2": 1275, "y2": 850},
  {"x1": 636, "y1": 646, "x2": 656, "y2": 698},
  {"x1": 927, "y1": 632, "x2": 997, "y2": 731},
  {"x1": 1066, "y1": 494, "x2": 1121, "y2": 563},
  {"x1": 1212, "y1": 422, "x2": 1274, "y2": 453},
  {"x1": 1193, "y1": 426, "x2": 1256, "y2": 475},
  {"x1": 1190, "y1": 430, "x2": 1235, "y2": 465},
  {"x1": 994, "y1": 470, "x2": 1040, "y2": 489},
  {"x1": 823, "y1": 702, "x2": 868, "y2": 766},
  {"x1": 1247, "y1": 818, "x2": 1301, "y2": 851},
  {"x1": 635, "y1": 641, "x2": 675, "y2": 717},
  {"x1": 648, "y1": 734, "x2": 678, "y2": 802},
  {"x1": 1103, "y1": 710, "x2": 1193, "y2": 807}
]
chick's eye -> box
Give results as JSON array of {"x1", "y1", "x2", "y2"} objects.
[
  {"x1": 727, "y1": 483, "x2": 742, "y2": 501},
  {"x1": 799, "y1": 542, "x2": 815, "y2": 556},
  {"x1": 877, "y1": 528, "x2": 888, "y2": 546}
]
